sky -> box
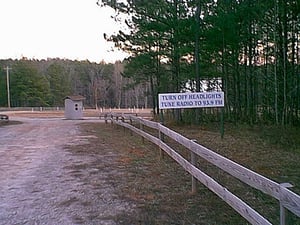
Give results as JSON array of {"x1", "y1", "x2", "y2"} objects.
[{"x1": 0, "y1": 0, "x2": 128, "y2": 63}]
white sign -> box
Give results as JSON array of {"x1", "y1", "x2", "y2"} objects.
[{"x1": 158, "y1": 91, "x2": 224, "y2": 109}]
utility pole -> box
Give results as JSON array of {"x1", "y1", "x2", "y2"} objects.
[{"x1": 4, "y1": 66, "x2": 12, "y2": 108}]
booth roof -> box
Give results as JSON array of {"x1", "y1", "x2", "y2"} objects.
[{"x1": 64, "y1": 95, "x2": 85, "y2": 101}]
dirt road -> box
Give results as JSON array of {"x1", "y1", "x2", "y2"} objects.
[{"x1": 0, "y1": 117, "x2": 134, "y2": 225}]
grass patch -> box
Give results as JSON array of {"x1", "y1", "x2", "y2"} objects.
[{"x1": 77, "y1": 122, "x2": 300, "y2": 224}]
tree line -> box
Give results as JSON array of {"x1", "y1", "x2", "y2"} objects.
[
  {"x1": 100, "y1": 0, "x2": 300, "y2": 126},
  {"x1": 0, "y1": 58, "x2": 148, "y2": 109}
]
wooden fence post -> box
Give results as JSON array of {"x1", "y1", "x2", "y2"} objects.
[
  {"x1": 104, "y1": 113, "x2": 107, "y2": 124},
  {"x1": 140, "y1": 119, "x2": 144, "y2": 143},
  {"x1": 129, "y1": 117, "x2": 133, "y2": 136},
  {"x1": 158, "y1": 123, "x2": 165, "y2": 160},
  {"x1": 159, "y1": 110, "x2": 165, "y2": 146},
  {"x1": 115, "y1": 115, "x2": 120, "y2": 129},
  {"x1": 121, "y1": 116, "x2": 126, "y2": 132},
  {"x1": 190, "y1": 139, "x2": 197, "y2": 193},
  {"x1": 279, "y1": 183, "x2": 294, "y2": 225}
]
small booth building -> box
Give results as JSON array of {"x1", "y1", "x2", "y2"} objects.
[{"x1": 64, "y1": 95, "x2": 85, "y2": 120}]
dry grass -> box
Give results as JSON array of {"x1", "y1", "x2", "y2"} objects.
[{"x1": 77, "y1": 122, "x2": 300, "y2": 225}]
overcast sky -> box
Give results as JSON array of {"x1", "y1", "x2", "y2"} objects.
[{"x1": 0, "y1": 0, "x2": 127, "y2": 63}]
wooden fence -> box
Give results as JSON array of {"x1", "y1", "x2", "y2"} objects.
[{"x1": 104, "y1": 113, "x2": 300, "y2": 225}]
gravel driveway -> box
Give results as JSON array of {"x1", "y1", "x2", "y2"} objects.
[{"x1": 0, "y1": 117, "x2": 134, "y2": 225}]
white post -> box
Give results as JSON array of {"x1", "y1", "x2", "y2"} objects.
[
  {"x1": 190, "y1": 139, "x2": 197, "y2": 193},
  {"x1": 158, "y1": 123, "x2": 164, "y2": 159},
  {"x1": 279, "y1": 182, "x2": 294, "y2": 225},
  {"x1": 4, "y1": 66, "x2": 11, "y2": 108}
]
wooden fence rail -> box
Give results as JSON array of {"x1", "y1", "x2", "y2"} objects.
[{"x1": 104, "y1": 113, "x2": 300, "y2": 225}]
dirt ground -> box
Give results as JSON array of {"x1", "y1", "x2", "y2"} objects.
[
  {"x1": 0, "y1": 116, "x2": 139, "y2": 225},
  {"x1": 0, "y1": 112, "x2": 241, "y2": 225},
  {"x1": 1, "y1": 111, "x2": 299, "y2": 224}
]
